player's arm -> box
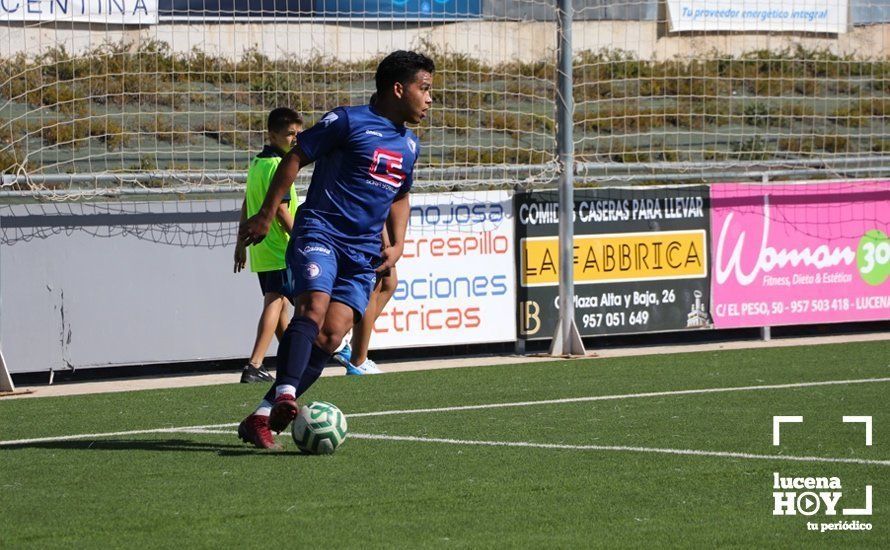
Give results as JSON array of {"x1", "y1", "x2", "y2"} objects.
[
  {"x1": 276, "y1": 201, "x2": 295, "y2": 235},
  {"x1": 239, "y1": 147, "x2": 309, "y2": 245},
  {"x1": 234, "y1": 199, "x2": 247, "y2": 273},
  {"x1": 377, "y1": 192, "x2": 409, "y2": 273}
]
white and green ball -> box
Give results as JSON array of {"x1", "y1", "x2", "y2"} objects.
[{"x1": 291, "y1": 401, "x2": 348, "y2": 454}]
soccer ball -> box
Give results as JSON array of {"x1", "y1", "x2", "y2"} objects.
[{"x1": 291, "y1": 401, "x2": 348, "y2": 455}]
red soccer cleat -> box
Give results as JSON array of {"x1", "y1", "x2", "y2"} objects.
[
  {"x1": 268, "y1": 394, "x2": 298, "y2": 433},
  {"x1": 238, "y1": 414, "x2": 280, "y2": 450}
]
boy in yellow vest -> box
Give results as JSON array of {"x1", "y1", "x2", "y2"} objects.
[{"x1": 234, "y1": 107, "x2": 302, "y2": 382}]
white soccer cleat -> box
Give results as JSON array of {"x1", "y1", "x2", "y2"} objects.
[{"x1": 355, "y1": 358, "x2": 383, "y2": 374}]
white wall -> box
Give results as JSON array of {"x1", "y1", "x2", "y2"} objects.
[{"x1": 0, "y1": 200, "x2": 261, "y2": 373}]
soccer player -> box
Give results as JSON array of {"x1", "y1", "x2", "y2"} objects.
[
  {"x1": 331, "y1": 92, "x2": 397, "y2": 376},
  {"x1": 237, "y1": 50, "x2": 434, "y2": 449},
  {"x1": 234, "y1": 107, "x2": 303, "y2": 383}
]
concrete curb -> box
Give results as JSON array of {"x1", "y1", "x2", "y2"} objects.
[{"x1": 4, "y1": 331, "x2": 888, "y2": 400}]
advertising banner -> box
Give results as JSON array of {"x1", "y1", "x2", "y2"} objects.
[
  {"x1": 157, "y1": 0, "x2": 480, "y2": 19},
  {"x1": 710, "y1": 181, "x2": 890, "y2": 329},
  {"x1": 315, "y1": 0, "x2": 481, "y2": 18},
  {"x1": 2, "y1": 0, "x2": 158, "y2": 24},
  {"x1": 666, "y1": 0, "x2": 848, "y2": 34},
  {"x1": 516, "y1": 186, "x2": 712, "y2": 340},
  {"x1": 160, "y1": 0, "x2": 311, "y2": 18},
  {"x1": 371, "y1": 191, "x2": 516, "y2": 348}
]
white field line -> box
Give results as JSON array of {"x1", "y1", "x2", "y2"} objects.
[
  {"x1": 348, "y1": 433, "x2": 890, "y2": 467},
  {"x1": 25, "y1": 426, "x2": 885, "y2": 468},
  {"x1": 347, "y1": 376, "x2": 890, "y2": 418},
  {"x1": 2, "y1": 376, "x2": 889, "y2": 447},
  {"x1": 112, "y1": 429, "x2": 890, "y2": 467},
  {"x1": 0, "y1": 426, "x2": 219, "y2": 446},
  {"x1": 0, "y1": 425, "x2": 239, "y2": 446}
]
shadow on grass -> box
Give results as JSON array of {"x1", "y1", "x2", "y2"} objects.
[{"x1": 2, "y1": 438, "x2": 302, "y2": 456}]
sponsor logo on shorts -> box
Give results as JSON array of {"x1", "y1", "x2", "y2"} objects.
[
  {"x1": 305, "y1": 262, "x2": 322, "y2": 280},
  {"x1": 302, "y1": 245, "x2": 331, "y2": 255}
]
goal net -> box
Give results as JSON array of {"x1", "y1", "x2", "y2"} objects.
[
  {"x1": 0, "y1": 1, "x2": 558, "y2": 198},
  {"x1": 1, "y1": 1, "x2": 888, "y2": 198}
]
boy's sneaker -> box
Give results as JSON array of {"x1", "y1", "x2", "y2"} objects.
[
  {"x1": 268, "y1": 394, "x2": 298, "y2": 433},
  {"x1": 354, "y1": 358, "x2": 383, "y2": 375},
  {"x1": 240, "y1": 364, "x2": 275, "y2": 384},
  {"x1": 331, "y1": 344, "x2": 352, "y2": 369},
  {"x1": 237, "y1": 414, "x2": 280, "y2": 449},
  {"x1": 344, "y1": 363, "x2": 365, "y2": 376}
]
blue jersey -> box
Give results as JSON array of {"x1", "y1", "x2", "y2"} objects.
[{"x1": 295, "y1": 104, "x2": 419, "y2": 256}]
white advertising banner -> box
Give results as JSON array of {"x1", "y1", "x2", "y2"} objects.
[
  {"x1": 1, "y1": 0, "x2": 158, "y2": 24},
  {"x1": 666, "y1": 0, "x2": 849, "y2": 33},
  {"x1": 370, "y1": 191, "x2": 516, "y2": 349}
]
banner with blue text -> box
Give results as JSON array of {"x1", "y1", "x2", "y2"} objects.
[{"x1": 666, "y1": 0, "x2": 849, "y2": 33}]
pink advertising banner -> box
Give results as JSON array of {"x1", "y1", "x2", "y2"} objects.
[{"x1": 710, "y1": 181, "x2": 890, "y2": 329}]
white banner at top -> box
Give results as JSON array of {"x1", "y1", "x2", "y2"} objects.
[
  {"x1": 666, "y1": 0, "x2": 849, "y2": 34},
  {"x1": 0, "y1": 0, "x2": 158, "y2": 25}
]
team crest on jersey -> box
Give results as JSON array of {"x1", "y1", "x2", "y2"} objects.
[
  {"x1": 369, "y1": 148, "x2": 406, "y2": 188},
  {"x1": 320, "y1": 112, "x2": 339, "y2": 127},
  {"x1": 407, "y1": 138, "x2": 416, "y2": 154},
  {"x1": 304, "y1": 262, "x2": 322, "y2": 280}
]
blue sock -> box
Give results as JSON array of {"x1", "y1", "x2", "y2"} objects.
[
  {"x1": 296, "y1": 345, "x2": 331, "y2": 398},
  {"x1": 263, "y1": 315, "x2": 319, "y2": 400}
]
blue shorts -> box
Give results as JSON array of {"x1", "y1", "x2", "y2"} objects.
[
  {"x1": 257, "y1": 269, "x2": 292, "y2": 297},
  {"x1": 286, "y1": 233, "x2": 377, "y2": 318}
]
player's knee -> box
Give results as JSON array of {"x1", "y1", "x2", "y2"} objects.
[
  {"x1": 316, "y1": 327, "x2": 346, "y2": 354},
  {"x1": 295, "y1": 294, "x2": 329, "y2": 325},
  {"x1": 379, "y1": 269, "x2": 398, "y2": 296}
]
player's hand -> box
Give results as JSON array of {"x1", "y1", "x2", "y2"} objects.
[
  {"x1": 376, "y1": 242, "x2": 404, "y2": 273},
  {"x1": 239, "y1": 213, "x2": 271, "y2": 247},
  {"x1": 233, "y1": 243, "x2": 247, "y2": 273}
]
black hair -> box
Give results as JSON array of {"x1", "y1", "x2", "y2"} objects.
[
  {"x1": 374, "y1": 51, "x2": 436, "y2": 96},
  {"x1": 267, "y1": 107, "x2": 303, "y2": 134}
]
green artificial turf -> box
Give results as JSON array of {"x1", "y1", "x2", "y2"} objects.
[{"x1": 1, "y1": 340, "x2": 888, "y2": 547}]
